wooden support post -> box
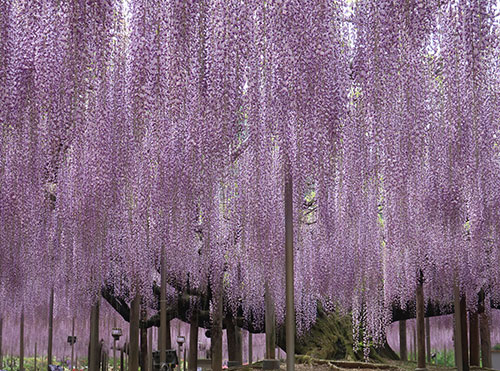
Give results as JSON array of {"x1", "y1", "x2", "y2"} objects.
[
  {"x1": 188, "y1": 310, "x2": 198, "y2": 371},
  {"x1": 48, "y1": 287, "x2": 54, "y2": 366},
  {"x1": 285, "y1": 173, "x2": 295, "y2": 371},
  {"x1": 469, "y1": 311, "x2": 480, "y2": 366},
  {"x1": 265, "y1": 285, "x2": 276, "y2": 360},
  {"x1": 34, "y1": 342, "x2": 37, "y2": 371},
  {"x1": 20, "y1": 309, "x2": 24, "y2": 371},
  {"x1": 454, "y1": 285, "x2": 469, "y2": 371},
  {"x1": 71, "y1": 317, "x2": 75, "y2": 371},
  {"x1": 478, "y1": 292, "x2": 491, "y2": 368},
  {"x1": 460, "y1": 295, "x2": 469, "y2": 371},
  {"x1": 129, "y1": 293, "x2": 140, "y2": 371},
  {"x1": 148, "y1": 328, "x2": 153, "y2": 371},
  {"x1": 210, "y1": 280, "x2": 223, "y2": 371},
  {"x1": 0, "y1": 315, "x2": 3, "y2": 369},
  {"x1": 413, "y1": 327, "x2": 416, "y2": 361},
  {"x1": 140, "y1": 303, "x2": 147, "y2": 371},
  {"x1": 235, "y1": 326, "x2": 242, "y2": 365},
  {"x1": 425, "y1": 317, "x2": 431, "y2": 363},
  {"x1": 399, "y1": 320, "x2": 407, "y2": 361},
  {"x1": 90, "y1": 298, "x2": 101, "y2": 371},
  {"x1": 160, "y1": 243, "x2": 167, "y2": 364},
  {"x1": 120, "y1": 345, "x2": 124, "y2": 371},
  {"x1": 416, "y1": 279, "x2": 426, "y2": 370},
  {"x1": 248, "y1": 332, "x2": 253, "y2": 365}
]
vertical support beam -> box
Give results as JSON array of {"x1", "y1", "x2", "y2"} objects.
[
  {"x1": 285, "y1": 173, "x2": 295, "y2": 371},
  {"x1": 413, "y1": 327, "x2": 416, "y2": 361},
  {"x1": 148, "y1": 328, "x2": 153, "y2": 371},
  {"x1": 425, "y1": 317, "x2": 431, "y2": 363},
  {"x1": 48, "y1": 287, "x2": 54, "y2": 366},
  {"x1": 129, "y1": 293, "x2": 140, "y2": 371},
  {"x1": 210, "y1": 280, "x2": 223, "y2": 371},
  {"x1": 113, "y1": 318, "x2": 117, "y2": 371},
  {"x1": 226, "y1": 320, "x2": 236, "y2": 362},
  {"x1": 248, "y1": 332, "x2": 253, "y2": 365},
  {"x1": 120, "y1": 345, "x2": 124, "y2": 371},
  {"x1": 188, "y1": 310, "x2": 198, "y2": 371},
  {"x1": 399, "y1": 320, "x2": 407, "y2": 361},
  {"x1": 460, "y1": 295, "x2": 469, "y2": 371},
  {"x1": 454, "y1": 284, "x2": 466, "y2": 371},
  {"x1": 140, "y1": 303, "x2": 147, "y2": 371},
  {"x1": 71, "y1": 317, "x2": 75, "y2": 371},
  {"x1": 235, "y1": 326, "x2": 242, "y2": 365},
  {"x1": 34, "y1": 342, "x2": 37, "y2": 371},
  {"x1": 160, "y1": 243, "x2": 167, "y2": 364},
  {"x1": 265, "y1": 285, "x2": 276, "y2": 360},
  {"x1": 416, "y1": 279, "x2": 426, "y2": 370},
  {"x1": 478, "y1": 291, "x2": 491, "y2": 369},
  {"x1": 0, "y1": 315, "x2": 3, "y2": 369},
  {"x1": 480, "y1": 311, "x2": 491, "y2": 368},
  {"x1": 469, "y1": 311, "x2": 480, "y2": 366},
  {"x1": 20, "y1": 309, "x2": 24, "y2": 371},
  {"x1": 90, "y1": 298, "x2": 101, "y2": 371}
]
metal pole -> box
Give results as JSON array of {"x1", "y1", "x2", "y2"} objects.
[
  {"x1": 285, "y1": 172, "x2": 294, "y2": 371},
  {"x1": 34, "y1": 342, "x2": 37, "y2": 371}
]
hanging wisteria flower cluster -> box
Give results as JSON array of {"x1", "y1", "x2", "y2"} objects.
[{"x1": 0, "y1": 0, "x2": 499, "y2": 345}]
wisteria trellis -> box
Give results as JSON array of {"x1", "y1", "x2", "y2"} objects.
[{"x1": 0, "y1": 0, "x2": 499, "y2": 349}]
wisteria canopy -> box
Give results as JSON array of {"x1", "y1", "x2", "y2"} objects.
[{"x1": 0, "y1": 0, "x2": 499, "y2": 349}]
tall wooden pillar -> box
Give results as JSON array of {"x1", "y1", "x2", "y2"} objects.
[
  {"x1": 140, "y1": 303, "x2": 147, "y2": 371},
  {"x1": 0, "y1": 315, "x2": 3, "y2": 369},
  {"x1": 129, "y1": 293, "x2": 140, "y2": 371},
  {"x1": 425, "y1": 317, "x2": 431, "y2": 363},
  {"x1": 211, "y1": 281, "x2": 223, "y2": 371},
  {"x1": 48, "y1": 288, "x2": 54, "y2": 366},
  {"x1": 469, "y1": 311, "x2": 480, "y2": 366},
  {"x1": 89, "y1": 298, "x2": 101, "y2": 371},
  {"x1": 188, "y1": 311, "x2": 198, "y2": 371},
  {"x1": 416, "y1": 279, "x2": 426, "y2": 370},
  {"x1": 19, "y1": 310, "x2": 24, "y2": 371},
  {"x1": 454, "y1": 285, "x2": 469, "y2": 371},
  {"x1": 399, "y1": 320, "x2": 407, "y2": 361},
  {"x1": 285, "y1": 173, "x2": 295, "y2": 371},
  {"x1": 160, "y1": 243, "x2": 167, "y2": 364},
  {"x1": 248, "y1": 331, "x2": 253, "y2": 365},
  {"x1": 265, "y1": 285, "x2": 276, "y2": 360},
  {"x1": 478, "y1": 292, "x2": 491, "y2": 368}
]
